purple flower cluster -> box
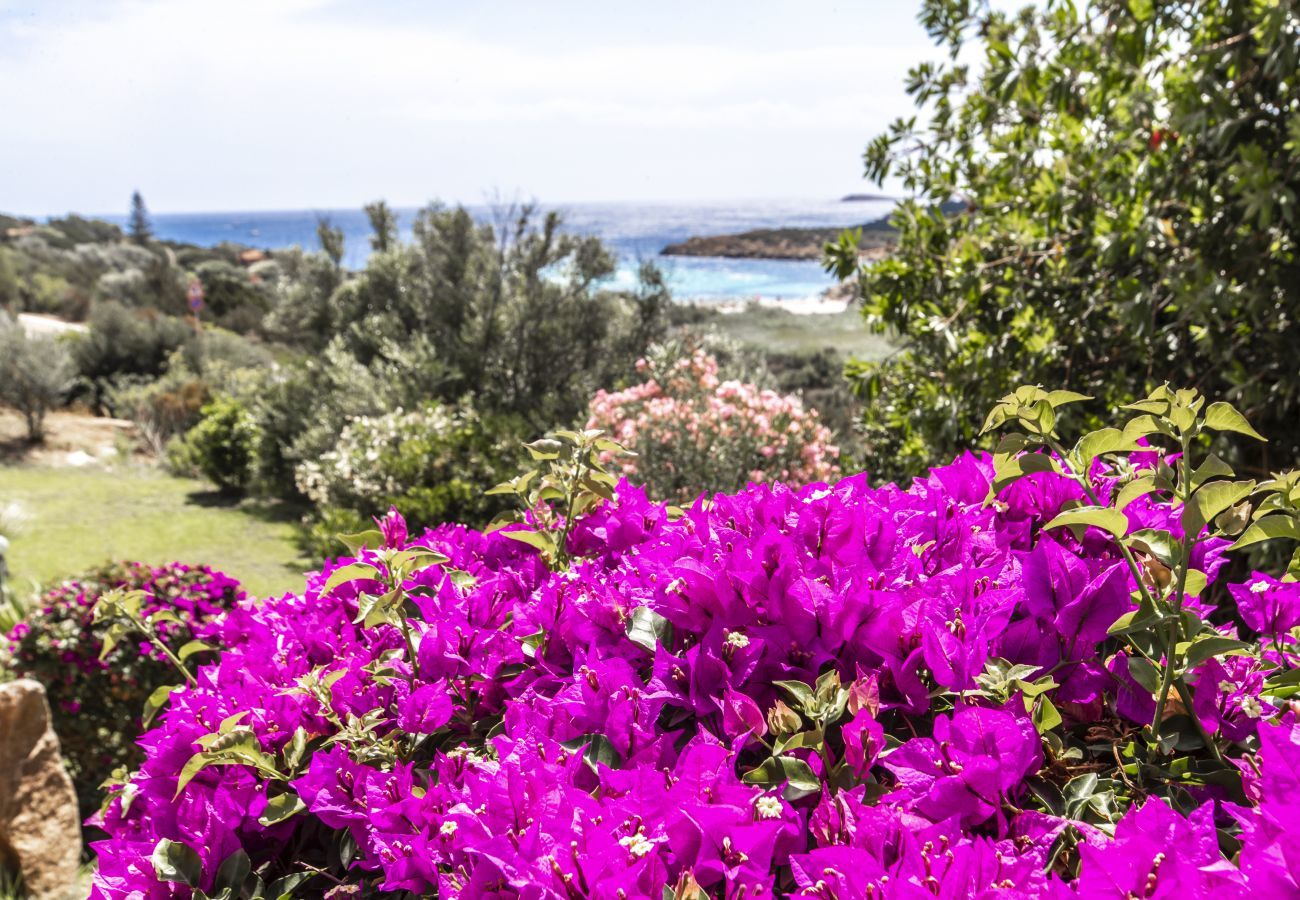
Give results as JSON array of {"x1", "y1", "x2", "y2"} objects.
[{"x1": 91, "y1": 458, "x2": 1300, "y2": 897}]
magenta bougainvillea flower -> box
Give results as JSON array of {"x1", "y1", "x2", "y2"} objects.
[{"x1": 87, "y1": 459, "x2": 1300, "y2": 898}]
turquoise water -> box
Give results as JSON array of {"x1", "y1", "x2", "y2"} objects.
[{"x1": 110, "y1": 199, "x2": 892, "y2": 303}]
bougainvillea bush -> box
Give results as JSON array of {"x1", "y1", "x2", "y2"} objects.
[
  {"x1": 92, "y1": 392, "x2": 1300, "y2": 898},
  {"x1": 4, "y1": 561, "x2": 242, "y2": 821},
  {"x1": 586, "y1": 346, "x2": 839, "y2": 501}
]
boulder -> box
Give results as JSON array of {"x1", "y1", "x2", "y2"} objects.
[{"x1": 0, "y1": 679, "x2": 81, "y2": 899}]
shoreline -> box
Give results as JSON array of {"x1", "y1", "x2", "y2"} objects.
[{"x1": 682, "y1": 279, "x2": 857, "y2": 317}]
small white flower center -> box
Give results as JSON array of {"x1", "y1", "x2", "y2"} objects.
[
  {"x1": 726, "y1": 631, "x2": 751, "y2": 649},
  {"x1": 754, "y1": 796, "x2": 782, "y2": 819},
  {"x1": 619, "y1": 833, "x2": 655, "y2": 858}
]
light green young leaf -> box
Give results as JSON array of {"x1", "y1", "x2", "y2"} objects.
[
  {"x1": 336, "y1": 529, "x2": 383, "y2": 554},
  {"x1": 142, "y1": 684, "x2": 179, "y2": 728},
  {"x1": 322, "y1": 562, "x2": 382, "y2": 595},
  {"x1": 1045, "y1": 390, "x2": 1092, "y2": 408},
  {"x1": 1043, "y1": 506, "x2": 1129, "y2": 540},
  {"x1": 1229, "y1": 515, "x2": 1300, "y2": 551},
  {"x1": 1203, "y1": 402, "x2": 1266, "y2": 441},
  {"x1": 1114, "y1": 475, "x2": 1158, "y2": 510},
  {"x1": 178, "y1": 640, "x2": 215, "y2": 661},
  {"x1": 501, "y1": 529, "x2": 556, "y2": 554}
]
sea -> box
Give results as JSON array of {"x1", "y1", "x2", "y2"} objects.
[{"x1": 109, "y1": 198, "x2": 894, "y2": 304}]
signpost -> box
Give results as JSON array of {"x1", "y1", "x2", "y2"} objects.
[{"x1": 187, "y1": 278, "x2": 205, "y2": 315}]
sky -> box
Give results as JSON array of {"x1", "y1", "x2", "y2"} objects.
[{"x1": 0, "y1": 0, "x2": 937, "y2": 215}]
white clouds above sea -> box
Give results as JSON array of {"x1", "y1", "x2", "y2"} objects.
[{"x1": 0, "y1": 0, "x2": 935, "y2": 214}]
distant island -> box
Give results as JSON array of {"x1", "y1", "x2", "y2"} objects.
[
  {"x1": 660, "y1": 200, "x2": 965, "y2": 261},
  {"x1": 840, "y1": 193, "x2": 895, "y2": 202},
  {"x1": 661, "y1": 214, "x2": 897, "y2": 261}
]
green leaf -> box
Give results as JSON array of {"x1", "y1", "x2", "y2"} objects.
[
  {"x1": 524, "y1": 438, "x2": 564, "y2": 460},
  {"x1": 1185, "y1": 480, "x2": 1256, "y2": 535},
  {"x1": 1075, "y1": 428, "x2": 1136, "y2": 467},
  {"x1": 1126, "y1": 656, "x2": 1161, "y2": 694},
  {"x1": 988, "y1": 451, "x2": 1057, "y2": 495},
  {"x1": 741, "y1": 755, "x2": 821, "y2": 800},
  {"x1": 1190, "y1": 453, "x2": 1234, "y2": 488},
  {"x1": 142, "y1": 684, "x2": 179, "y2": 728},
  {"x1": 1182, "y1": 569, "x2": 1208, "y2": 598},
  {"x1": 213, "y1": 850, "x2": 251, "y2": 895},
  {"x1": 1127, "y1": 528, "x2": 1177, "y2": 566},
  {"x1": 1124, "y1": 399, "x2": 1170, "y2": 415},
  {"x1": 1203, "y1": 402, "x2": 1266, "y2": 441},
  {"x1": 501, "y1": 529, "x2": 555, "y2": 554},
  {"x1": 337, "y1": 529, "x2": 383, "y2": 553},
  {"x1": 1045, "y1": 390, "x2": 1092, "y2": 408},
  {"x1": 258, "y1": 790, "x2": 306, "y2": 826},
  {"x1": 1032, "y1": 695, "x2": 1062, "y2": 733},
  {"x1": 266, "y1": 873, "x2": 313, "y2": 900},
  {"x1": 149, "y1": 609, "x2": 183, "y2": 626},
  {"x1": 322, "y1": 562, "x2": 382, "y2": 595},
  {"x1": 178, "y1": 640, "x2": 215, "y2": 661},
  {"x1": 150, "y1": 838, "x2": 202, "y2": 886},
  {"x1": 777, "y1": 756, "x2": 822, "y2": 800},
  {"x1": 773, "y1": 680, "x2": 816, "y2": 714},
  {"x1": 560, "y1": 733, "x2": 622, "y2": 773},
  {"x1": 1115, "y1": 475, "x2": 1158, "y2": 510},
  {"x1": 1122, "y1": 414, "x2": 1172, "y2": 440},
  {"x1": 626, "y1": 606, "x2": 673, "y2": 654},
  {"x1": 1229, "y1": 515, "x2": 1300, "y2": 551},
  {"x1": 1181, "y1": 636, "x2": 1251, "y2": 669},
  {"x1": 174, "y1": 753, "x2": 213, "y2": 798},
  {"x1": 1043, "y1": 506, "x2": 1129, "y2": 540}
]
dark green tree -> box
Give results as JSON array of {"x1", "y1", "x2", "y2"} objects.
[
  {"x1": 316, "y1": 215, "x2": 345, "y2": 272},
  {"x1": 832, "y1": 0, "x2": 1300, "y2": 481},
  {"x1": 364, "y1": 200, "x2": 399, "y2": 254},
  {"x1": 128, "y1": 190, "x2": 152, "y2": 245}
]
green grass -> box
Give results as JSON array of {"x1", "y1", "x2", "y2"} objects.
[
  {"x1": 0, "y1": 464, "x2": 309, "y2": 598},
  {"x1": 695, "y1": 304, "x2": 894, "y2": 360}
]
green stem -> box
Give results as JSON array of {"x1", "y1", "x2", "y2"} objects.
[
  {"x1": 130, "y1": 612, "x2": 197, "y2": 687},
  {"x1": 1174, "y1": 673, "x2": 1224, "y2": 763}
]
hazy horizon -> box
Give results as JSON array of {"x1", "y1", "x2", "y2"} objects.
[{"x1": 0, "y1": 0, "x2": 933, "y2": 217}]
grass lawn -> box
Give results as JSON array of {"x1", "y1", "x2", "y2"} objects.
[
  {"x1": 691, "y1": 303, "x2": 895, "y2": 360},
  {"x1": 0, "y1": 463, "x2": 309, "y2": 598}
]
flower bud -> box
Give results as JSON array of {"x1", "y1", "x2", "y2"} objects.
[{"x1": 767, "y1": 699, "x2": 801, "y2": 735}]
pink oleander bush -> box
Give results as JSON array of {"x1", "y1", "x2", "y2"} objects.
[
  {"x1": 586, "y1": 346, "x2": 839, "y2": 501},
  {"x1": 90, "y1": 389, "x2": 1300, "y2": 898},
  {"x1": 4, "y1": 561, "x2": 242, "y2": 821}
]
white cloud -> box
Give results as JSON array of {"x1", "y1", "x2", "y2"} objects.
[{"x1": 0, "y1": 0, "x2": 935, "y2": 212}]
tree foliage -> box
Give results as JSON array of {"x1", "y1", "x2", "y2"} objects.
[
  {"x1": 836, "y1": 0, "x2": 1300, "y2": 481},
  {"x1": 0, "y1": 313, "x2": 75, "y2": 441},
  {"x1": 128, "y1": 190, "x2": 152, "y2": 245}
]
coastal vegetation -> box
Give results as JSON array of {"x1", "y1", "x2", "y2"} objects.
[{"x1": 831, "y1": 0, "x2": 1300, "y2": 482}]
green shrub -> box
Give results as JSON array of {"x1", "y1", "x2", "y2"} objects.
[
  {"x1": 71, "y1": 302, "x2": 192, "y2": 407},
  {"x1": 175, "y1": 396, "x2": 259, "y2": 494},
  {"x1": 3, "y1": 561, "x2": 242, "y2": 822},
  {"x1": 295, "y1": 401, "x2": 521, "y2": 555}
]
